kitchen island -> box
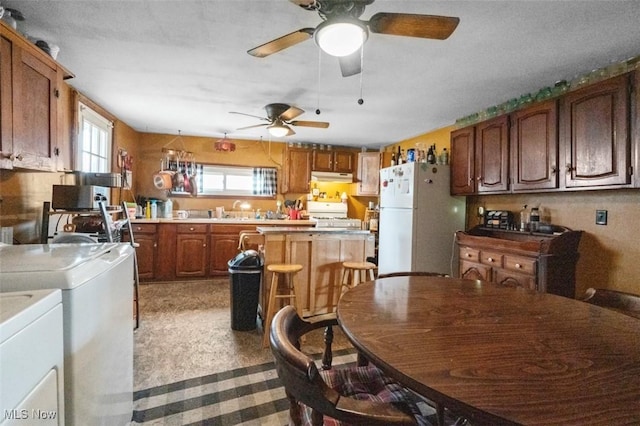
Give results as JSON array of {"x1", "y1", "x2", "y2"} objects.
[{"x1": 257, "y1": 227, "x2": 375, "y2": 319}]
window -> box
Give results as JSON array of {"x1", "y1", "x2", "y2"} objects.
[
  {"x1": 77, "y1": 102, "x2": 113, "y2": 172},
  {"x1": 197, "y1": 165, "x2": 277, "y2": 197}
]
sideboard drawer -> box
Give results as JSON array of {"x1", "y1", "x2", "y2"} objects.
[
  {"x1": 459, "y1": 247, "x2": 480, "y2": 263},
  {"x1": 504, "y1": 255, "x2": 536, "y2": 275},
  {"x1": 481, "y1": 250, "x2": 504, "y2": 267}
]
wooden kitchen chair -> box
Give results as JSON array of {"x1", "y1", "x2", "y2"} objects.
[
  {"x1": 270, "y1": 305, "x2": 430, "y2": 426},
  {"x1": 237, "y1": 230, "x2": 263, "y2": 252},
  {"x1": 581, "y1": 287, "x2": 640, "y2": 319}
]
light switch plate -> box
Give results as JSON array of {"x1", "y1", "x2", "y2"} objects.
[{"x1": 596, "y1": 210, "x2": 607, "y2": 225}]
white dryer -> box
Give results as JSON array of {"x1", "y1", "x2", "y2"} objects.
[
  {"x1": 0, "y1": 289, "x2": 64, "y2": 425},
  {"x1": 0, "y1": 243, "x2": 134, "y2": 426}
]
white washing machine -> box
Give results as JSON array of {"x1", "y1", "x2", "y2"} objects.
[
  {"x1": 0, "y1": 289, "x2": 64, "y2": 425},
  {"x1": 0, "y1": 243, "x2": 134, "y2": 426}
]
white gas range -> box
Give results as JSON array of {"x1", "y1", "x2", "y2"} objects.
[{"x1": 307, "y1": 201, "x2": 362, "y2": 229}]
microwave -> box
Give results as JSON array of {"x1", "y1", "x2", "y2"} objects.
[{"x1": 52, "y1": 185, "x2": 110, "y2": 210}]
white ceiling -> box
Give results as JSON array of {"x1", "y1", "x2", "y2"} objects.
[{"x1": 5, "y1": 0, "x2": 640, "y2": 149}]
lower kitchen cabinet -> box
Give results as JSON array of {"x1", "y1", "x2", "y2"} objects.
[
  {"x1": 456, "y1": 226, "x2": 582, "y2": 298},
  {"x1": 176, "y1": 224, "x2": 209, "y2": 278},
  {"x1": 128, "y1": 223, "x2": 158, "y2": 280},
  {"x1": 210, "y1": 225, "x2": 245, "y2": 276}
]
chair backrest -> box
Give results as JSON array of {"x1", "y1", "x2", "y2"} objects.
[
  {"x1": 581, "y1": 287, "x2": 640, "y2": 320},
  {"x1": 269, "y1": 306, "x2": 418, "y2": 426},
  {"x1": 238, "y1": 231, "x2": 264, "y2": 252},
  {"x1": 377, "y1": 271, "x2": 448, "y2": 279}
]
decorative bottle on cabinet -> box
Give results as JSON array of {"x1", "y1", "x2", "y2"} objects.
[{"x1": 530, "y1": 207, "x2": 540, "y2": 232}]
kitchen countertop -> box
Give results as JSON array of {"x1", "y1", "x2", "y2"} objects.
[
  {"x1": 257, "y1": 226, "x2": 370, "y2": 234},
  {"x1": 131, "y1": 218, "x2": 316, "y2": 225}
]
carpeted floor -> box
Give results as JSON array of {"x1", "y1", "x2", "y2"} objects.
[
  {"x1": 133, "y1": 279, "x2": 355, "y2": 424},
  {"x1": 132, "y1": 279, "x2": 455, "y2": 426}
]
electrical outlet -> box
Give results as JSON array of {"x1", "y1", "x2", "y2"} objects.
[{"x1": 595, "y1": 210, "x2": 607, "y2": 225}]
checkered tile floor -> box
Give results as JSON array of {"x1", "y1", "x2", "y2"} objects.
[{"x1": 132, "y1": 349, "x2": 358, "y2": 425}]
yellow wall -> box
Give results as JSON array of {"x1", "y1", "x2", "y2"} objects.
[
  {"x1": 389, "y1": 126, "x2": 640, "y2": 298},
  {"x1": 383, "y1": 126, "x2": 455, "y2": 159}
]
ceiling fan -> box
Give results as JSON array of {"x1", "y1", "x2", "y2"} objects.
[
  {"x1": 230, "y1": 103, "x2": 329, "y2": 137},
  {"x1": 247, "y1": 0, "x2": 460, "y2": 77}
]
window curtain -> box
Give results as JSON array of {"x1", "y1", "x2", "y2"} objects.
[{"x1": 253, "y1": 168, "x2": 277, "y2": 195}]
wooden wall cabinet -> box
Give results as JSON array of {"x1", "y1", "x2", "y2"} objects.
[
  {"x1": 0, "y1": 22, "x2": 73, "y2": 171},
  {"x1": 312, "y1": 149, "x2": 354, "y2": 173},
  {"x1": 450, "y1": 126, "x2": 476, "y2": 195},
  {"x1": 175, "y1": 224, "x2": 209, "y2": 278},
  {"x1": 510, "y1": 100, "x2": 559, "y2": 191},
  {"x1": 475, "y1": 115, "x2": 510, "y2": 193},
  {"x1": 561, "y1": 73, "x2": 632, "y2": 188},
  {"x1": 284, "y1": 147, "x2": 312, "y2": 193},
  {"x1": 451, "y1": 70, "x2": 636, "y2": 195},
  {"x1": 450, "y1": 115, "x2": 509, "y2": 195},
  {"x1": 456, "y1": 227, "x2": 582, "y2": 298},
  {"x1": 354, "y1": 152, "x2": 383, "y2": 196}
]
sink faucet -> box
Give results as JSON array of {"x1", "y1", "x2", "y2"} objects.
[{"x1": 233, "y1": 200, "x2": 251, "y2": 215}]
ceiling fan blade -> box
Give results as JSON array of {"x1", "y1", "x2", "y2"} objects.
[
  {"x1": 229, "y1": 111, "x2": 269, "y2": 121},
  {"x1": 247, "y1": 28, "x2": 314, "y2": 58},
  {"x1": 280, "y1": 106, "x2": 305, "y2": 121},
  {"x1": 339, "y1": 48, "x2": 362, "y2": 77},
  {"x1": 286, "y1": 126, "x2": 296, "y2": 136},
  {"x1": 289, "y1": 120, "x2": 330, "y2": 129},
  {"x1": 236, "y1": 123, "x2": 269, "y2": 131},
  {"x1": 368, "y1": 13, "x2": 460, "y2": 40}
]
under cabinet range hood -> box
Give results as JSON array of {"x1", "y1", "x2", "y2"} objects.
[{"x1": 310, "y1": 171, "x2": 353, "y2": 183}]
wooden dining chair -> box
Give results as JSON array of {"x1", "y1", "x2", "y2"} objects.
[
  {"x1": 269, "y1": 305, "x2": 432, "y2": 426},
  {"x1": 581, "y1": 287, "x2": 640, "y2": 319}
]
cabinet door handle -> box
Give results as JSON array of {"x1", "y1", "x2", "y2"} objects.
[
  {"x1": 487, "y1": 257, "x2": 494, "y2": 262},
  {"x1": 551, "y1": 166, "x2": 557, "y2": 174},
  {"x1": 203, "y1": 243, "x2": 207, "y2": 247},
  {"x1": 566, "y1": 164, "x2": 575, "y2": 172},
  {"x1": 189, "y1": 227, "x2": 195, "y2": 231},
  {"x1": 466, "y1": 253, "x2": 472, "y2": 258},
  {"x1": 153, "y1": 243, "x2": 157, "y2": 247},
  {"x1": 515, "y1": 263, "x2": 522, "y2": 269}
]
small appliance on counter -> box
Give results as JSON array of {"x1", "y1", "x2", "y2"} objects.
[
  {"x1": 484, "y1": 210, "x2": 514, "y2": 230},
  {"x1": 52, "y1": 185, "x2": 109, "y2": 210}
]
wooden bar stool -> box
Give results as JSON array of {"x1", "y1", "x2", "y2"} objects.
[
  {"x1": 341, "y1": 261, "x2": 377, "y2": 294},
  {"x1": 262, "y1": 263, "x2": 304, "y2": 348}
]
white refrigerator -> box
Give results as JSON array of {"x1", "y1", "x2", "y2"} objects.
[{"x1": 378, "y1": 162, "x2": 466, "y2": 276}]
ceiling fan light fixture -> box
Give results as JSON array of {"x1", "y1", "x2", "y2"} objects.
[
  {"x1": 314, "y1": 19, "x2": 368, "y2": 57},
  {"x1": 267, "y1": 122, "x2": 291, "y2": 137}
]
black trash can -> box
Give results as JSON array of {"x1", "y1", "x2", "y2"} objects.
[{"x1": 228, "y1": 250, "x2": 264, "y2": 331}]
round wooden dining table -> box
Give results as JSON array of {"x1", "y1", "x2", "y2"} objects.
[{"x1": 336, "y1": 275, "x2": 640, "y2": 425}]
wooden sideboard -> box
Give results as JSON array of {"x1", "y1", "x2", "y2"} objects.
[{"x1": 456, "y1": 226, "x2": 582, "y2": 298}]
